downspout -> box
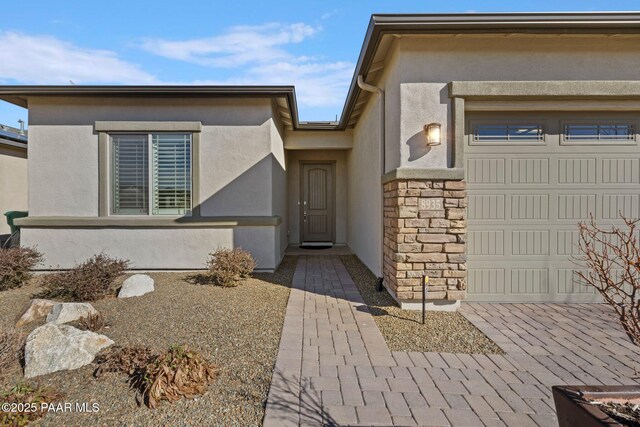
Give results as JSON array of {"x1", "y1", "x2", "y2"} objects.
[{"x1": 357, "y1": 75, "x2": 386, "y2": 288}]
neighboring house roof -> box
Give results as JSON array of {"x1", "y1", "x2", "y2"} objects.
[
  {"x1": 0, "y1": 12, "x2": 640, "y2": 131},
  {"x1": 0, "y1": 123, "x2": 27, "y2": 150}
]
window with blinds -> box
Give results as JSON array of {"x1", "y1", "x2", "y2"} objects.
[
  {"x1": 152, "y1": 134, "x2": 191, "y2": 215},
  {"x1": 112, "y1": 135, "x2": 149, "y2": 214},
  {"x1": 111, "y1": 133, "x2": 192, "y2": 216}
]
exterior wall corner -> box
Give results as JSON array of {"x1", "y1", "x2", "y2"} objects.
[{"x1": 382, "y1": 177, "x2": 467, "y2": 304}]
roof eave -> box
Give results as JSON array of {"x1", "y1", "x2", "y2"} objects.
[{"x1": 337, "y1": 12, "x2": 640, "y2": 130}]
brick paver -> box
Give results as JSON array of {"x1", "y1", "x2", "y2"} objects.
[{"x1": 264, "y1": 257, "x2": 640, "y2": 426}]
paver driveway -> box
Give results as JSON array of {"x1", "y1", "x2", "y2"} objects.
[{"x1": 263, "y1": 256, "x2": 640, "y2": 426}]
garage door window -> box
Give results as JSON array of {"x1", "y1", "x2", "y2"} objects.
[
  {"x1": 563, "y1": 123, "x2": 634, "y2": 143},
  {"x1": 472, "y1": 124, "x2": 544, "y2": 144}
]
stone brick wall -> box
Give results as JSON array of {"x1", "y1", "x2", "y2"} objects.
[{"x1": 382, "y1": 179, "x2": 467, "y2": 301}]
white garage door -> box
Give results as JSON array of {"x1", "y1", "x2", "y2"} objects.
[{"x1": 466, "y1": 112, "x2": 640, "y2": 302}]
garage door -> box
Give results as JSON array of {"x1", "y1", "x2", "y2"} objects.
[{"x1": 466, "y1": 112, "x2": 640, "y2": 302}]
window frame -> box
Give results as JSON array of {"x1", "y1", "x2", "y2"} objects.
[
  {"x1": 560, "y1": 119, "x2": 638, "y2": 146},
  {"x1": 109, "y1": 131, "x2": 193, "y2": 217},
  {"x1": 468, "y1": 119, "x2": 547, "y2": 146}
]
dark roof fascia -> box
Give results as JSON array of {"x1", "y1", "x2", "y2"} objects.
[
  {"x1": 0, "y1": 137, "x2": 27, "y2": 150},
  {"x1": 0, "y1": 85, "x2": 300, "y2": 128},
  {"x1": 336, "y1": 12, "x2": 640, "y2": 130}
]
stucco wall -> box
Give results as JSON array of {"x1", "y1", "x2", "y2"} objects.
[
  {"x1": 284, "y1": 130, "x2": 353, "y2": 150},
  {"x1": 24, "y1": 96, "x2": 285, "y2": 270},
  {"x1": 0, "y1": 146, "x2": 27, "y2": 235},
  {"x1": 22, "y1": 226, "x2": 278, "y2": 270},
  {"x1": 348, "y1": 97, "x2": 383, "y2": 276},
  {"x1": 286, "y1": 150, "x2": 347, "y2": 245},
  {"x1": 270, "y1": 106, "x2": 288, "y2": 260},
  {"x1": 393, "y1": 35, "x2": 640, "y2": 169}
]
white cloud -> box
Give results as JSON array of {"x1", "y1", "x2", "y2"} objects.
[
  {"x1": 0, "y1": 32, "x2": 158, "y2": 84},
  {"x1": 141, "y1": 23, "x2": 318, "y2": 68},
  {"x1": 141, "y1": 23, "x2": 354, "y2": 109},
  {"x1": 0, "y1": 23, "x2": 355, "y2": 114}
]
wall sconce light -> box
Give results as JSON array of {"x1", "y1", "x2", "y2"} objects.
[{"x1": 424, "y1": 122, "x2": 441, "y2": 146}]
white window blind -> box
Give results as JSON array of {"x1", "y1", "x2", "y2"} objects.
[
  {"x1": 111, "y1": 133, "x2": 192, "y2": 216},
  {"x1": 152, "y1": 134, "x2": 192, "y2": 215},
  {"x1": 112, "y1": 134, "x2": 149, "y2": 214}
]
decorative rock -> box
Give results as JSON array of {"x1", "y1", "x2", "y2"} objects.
[
  {"x1": 118, "y1": 274, "x2": 154, "y2": 298},
  {"x1": 46, "y1": 303, "x2": 98, "y2": 325},
  {"x1": 15, "y1": 299, "x2": 58, "y2": 327},
  {"x1": 24, "y1": 323, "x2": 113, "y2": 378}
]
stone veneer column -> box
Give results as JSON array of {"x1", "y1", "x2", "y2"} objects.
[{"x1": 383, "y1": 179, "x2": 467, "y2": 302}]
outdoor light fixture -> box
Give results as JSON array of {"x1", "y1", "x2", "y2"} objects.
[{"x1": 424, "y1": 122, "x2": 442, "y2": 146}]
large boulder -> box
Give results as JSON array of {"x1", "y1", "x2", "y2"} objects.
[
  {"x1": 24, "y1": 323, "x2": 113, "y2": 378},
  {"x1": 118, "y1": 274, "x2": 154, "y2": 298},
  {"x1": 15, "y1": 299, "x2": 58, "y2": 327},
  {"x1": 46, "y1": 303, "x2": 98, "y2": 325}
]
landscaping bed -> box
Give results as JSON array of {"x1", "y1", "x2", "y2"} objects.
[
  {"x1": 340, "y1": 255, "x2": 502, "y2": 354},
  {"x1": 0, "y1": 256, "x2": 296, "y2": 426}
]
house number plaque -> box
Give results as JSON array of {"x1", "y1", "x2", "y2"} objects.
[{"x1": 419, "y1": 199, "x2": 442, "y2": 210}]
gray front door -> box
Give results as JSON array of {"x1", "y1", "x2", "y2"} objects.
[{"x1": 301, "y1": 163, "x2": 334, "y2": 243}]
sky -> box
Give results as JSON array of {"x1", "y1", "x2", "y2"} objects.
[{"x1": 0, "y1": 0, "x2": 639, "y2": 127}]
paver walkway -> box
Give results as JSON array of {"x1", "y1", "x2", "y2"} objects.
[{"x1": 264, "y1": 256, "x2": 640, "y2": 426}]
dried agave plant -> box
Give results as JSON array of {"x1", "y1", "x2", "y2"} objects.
[
  {"x1": 78, "y1": 312, "x2": 106, "y2": 332},
  {"x1": 94, "y1": 345, "x2": 157, "y2": 379},
  {"x1": 142, "y1": 344, "x2": 217, "y2": 409}
]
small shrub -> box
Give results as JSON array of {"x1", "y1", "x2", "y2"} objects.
[
  {"x1": 576, "y1": 214, "x2": 640, "y2": 345},
  {"x1": 0, "y1": 247, "x2": 43, "y2": 291},
  {"x1": 38, "y1": 253, "x2": 129, "y2": 301},
  {"x1": 205, "y1": 248, "x2": 256, "y2": 287},
  {"x1": 142, "y1": 344, "x2": 217, "y2": 409},
  {"x1": 0, "y1": 328, "x2": 25, "y2": 374},
  {"x1": 94, "y1": 345, "x2": 157, "y2": 379},
  {"x1": 0, "y1": 382, "x2": 63, "y2": 426},
  {"x1": 76, "y1": 312, "x2": 106, "y2": 332}
]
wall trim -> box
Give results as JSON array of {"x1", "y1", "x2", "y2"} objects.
[
  {"x1": 449, "y1": 80, "x2": 640, "y2": 99},
  {"x1": 95, "y1": 121, "x2": 203, "y2": 132},
  {"x1": 466, "y1": 99, "x2": 640, "y2": 111},
  {"x1": 382, "y1": 168, "x2": 464, "y2": 183},
  {"x1": 15, "y1": 216, "x2": 282, "y2": 228}
]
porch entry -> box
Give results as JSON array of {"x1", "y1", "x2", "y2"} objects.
[{"x1": 301, "y1": 162, "x2": 335, "y2": 245}]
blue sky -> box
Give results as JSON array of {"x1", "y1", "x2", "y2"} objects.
[{"x1": 0, "y1": 0, "x2": 639, "y2": 127}]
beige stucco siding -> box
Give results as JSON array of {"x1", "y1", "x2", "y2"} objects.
[
  {"x1": 24, "y1": 96, "x2": 285, "y2": 270},
  {"x1": 393, "y1": 35, "x2": 640, "y2": 169},
  {"x1": 0, "y1": 146, "x2": 27, "y2": 235},
  {"x1": 27, "y1": 125, "x2": 98, "y2": 216},
  {"x1": 348, "y1": 97, "x2": 383, "y2": 276},
  {"x1": 286, "y1": 150, "x2": 347, "y2": 245},
  {"x1": 198, "y1": 122, "x2": 274, "y2": 216},
  {"x1": 270, "y1": 109, "x2": 288, "y2": 260},
  {"x1": 21, "y1": 226, "x2": 279, "y2": 270}
]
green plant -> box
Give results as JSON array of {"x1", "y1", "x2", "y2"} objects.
[
  {"x1": 142, "y1": 345, "x2": 217, "y2": 409},
  {"x1": 0, "y1": 328, "x2": 25, "y2": 375},
  {"x1": 38, "y1": 253, "x2": 129, "y2": 301},
  {"x1": 205, "y1": 248, "x2": 256, "y2": 287},
  {"x1": 0, "y1": 247, "x2": 43, "y2": 291},
  {"x1": 0, "y1": 382, "x2": 63, "y2": 426}
]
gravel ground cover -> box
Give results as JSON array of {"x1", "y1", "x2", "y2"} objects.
[
  {"x1": 340, "y1": 255, "x2": 502, "y2": 354},
  {"x1": 0, "y1": 256, "x2": 296, "y2": 426}
]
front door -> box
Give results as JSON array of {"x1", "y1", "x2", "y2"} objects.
[{"x1": 301, "y1": 163, "x2": 334, "y2": 243}]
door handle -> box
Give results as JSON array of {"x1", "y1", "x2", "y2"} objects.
[{"x1": 303, "y1": 211, "x2": 307, "y2": 222}]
